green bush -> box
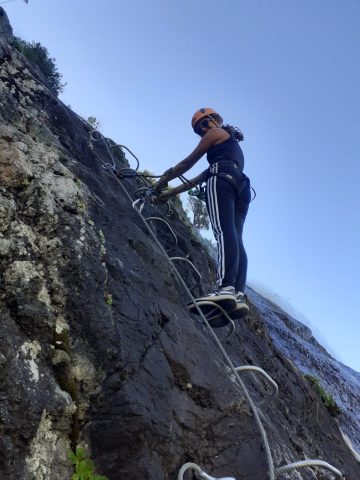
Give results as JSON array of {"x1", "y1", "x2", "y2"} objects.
[
  {"x1": 68, "y1": 448, "x2": 108, "y2": 480},
  {"x1": 87, "y1": 116, "x2": 101, "y2": 130},
  {"x1": 186, "y1": 195, "x2": 210, "y2": 230},
  {"x1": 14, "y1": 37, "x2": 64, "y2": 95},
  {"x1": 138, "y1": 169, "x2": 158, "y2": 187},
  {"x1": 305, "y1": 374, "x2": 340, "y2": 417}
]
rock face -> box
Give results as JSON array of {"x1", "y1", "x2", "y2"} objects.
[
  {"x1": 247, "y1": 288, "x2": 360, "y2": 457},
  {"x1": 0, "y1": 8, "x2": 359, "y2": 480}
]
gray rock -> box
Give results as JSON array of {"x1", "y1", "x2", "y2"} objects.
[
  {"x1": 0, "y1": 11, "x2": 359, "y2": 480},
  {"x1": 0, "y1": 7, "x2": 13, "y2": 43}
]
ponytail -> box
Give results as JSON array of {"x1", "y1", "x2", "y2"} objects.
[
  {"x1": 222, "y1": 124, "x2": 244, "y2": 142},
  {"x1": 208, "y1": 113, "x2": 244, "y2": 141}
]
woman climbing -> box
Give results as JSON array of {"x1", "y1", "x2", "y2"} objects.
[{"x1": 154, "y1": 108, "x2": 251, "y2": 315}]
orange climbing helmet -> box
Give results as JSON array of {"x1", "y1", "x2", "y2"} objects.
[{"x1": 191, "y1": 107, "x2": 223, "y2": 129}]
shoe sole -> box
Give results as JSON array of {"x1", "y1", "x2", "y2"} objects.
[
  {"x1": 187, "y1": 294, "x2": 237, "y2": 315},
  {"x1": 206, "y1": 302, "x2": 250, "y2": 328}
]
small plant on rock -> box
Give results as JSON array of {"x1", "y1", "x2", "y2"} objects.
[
  {"x1": 87, "y1": 116, "x2": 101, "y2": 130},
  {"x1": 305, "y1": 374, "x2": 340, "y2": 417},
  {"x1": 68, "y1": 448, "x2": 108, "y2": 480},
  {"x1": 104, "y1": 293, "x2": 113, "y2": 307},
  {"x1": 138, "y1": 169, "x2": 157, "y2": 187}
]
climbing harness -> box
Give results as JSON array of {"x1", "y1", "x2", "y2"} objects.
[
  {"x1": 73, "y1": 113, "x2": 343, "y2": 480},
  {"x1": 177, "y1": 174, "x2": 207, "y2": 203},
  {"x1": 186, "y1": 173, "x2": 256, "y2": 204}
]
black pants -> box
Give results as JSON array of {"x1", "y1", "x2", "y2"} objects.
[{"x1": 205, "y1": 162, "x2": 251, "y2": 292}]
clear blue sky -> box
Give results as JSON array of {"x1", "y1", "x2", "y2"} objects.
[{"x1": 5, "y1": 0, "x2": 360, "y2": 371}]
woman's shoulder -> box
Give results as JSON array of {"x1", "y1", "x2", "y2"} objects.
[
  {"x1": 197, "y1": 128, "x2": 230, "y2": 152},
  {"x1": 209, "y1": 127, "x2": 230, "y2": 145}
]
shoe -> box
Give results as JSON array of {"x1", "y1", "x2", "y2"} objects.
[
  {"x1": 205, "y1": 291, "x2": 249, "y2": 327},
  {"x1": 187, "y1": 286, "x2": 237, "y2": 315},
  {"x1": 205, "y1": 286, "x2": 237, "y2": 299},
  {"x1": 231, "y1": 292, "x2": 250, "y2": 318}
]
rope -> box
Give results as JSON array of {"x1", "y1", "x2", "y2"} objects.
[
  {"x1": 169, "y1": 257, "x2": 202, "y2": 291},
  {"x1": 90, "y1": 136, "x2": 276, "y2": 479},
  {"x1": 145, "y1": 217, "x2": 178, "y2": 250},
  {"x1": 275, "y1": 459, "x2": 343, "y2": 478},
  {"x1": 187, "y1": 299, "x2": 235, "y2": 337},
  {"x1": 110, "y1": 144, "x2": 140, "y2": 170},
  {"x1": 235, "y1": 366, "x2": 278, "y2": 398},
  {"x1": 177, "y1": 462, "x2": 236, "y2": 480},
  {"x1": 178, "y1": 462, "x2": 212, "y2": 480},
  {"x1": 178, "y1": 462, "x2": 203, "y2": 479},
  {"x1": 84, "y1": 127, "x2": 343, "y2": 480}
]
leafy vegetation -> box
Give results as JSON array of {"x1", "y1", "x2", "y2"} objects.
[
  {"x1": 137, "y1": 169, "x2": 158, "y2": 187},
  {"x1": 104, "y1": 293, "x2": 113, "y2": 307},
  {"x1": 87, "y1": 116, "x2": 101, "y2": 130},
  {"x1": 68, "y1": 448, "x2": 108, "y2": 480},
  {"x1": 186, "y1": 195, "x2": 209, "y2": 230},
  {"x1": 305, "y1": 374, "x2": 340, "y2": 417},
  {"x1": 14, "y1": 37, "x2": 64, "y2": 95}
]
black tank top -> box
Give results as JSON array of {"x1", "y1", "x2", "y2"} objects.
[{"x1": 206, "y1": 134, "x2": 244, "y2": 172}]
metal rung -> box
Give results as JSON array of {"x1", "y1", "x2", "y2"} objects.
[
  {"x1": 188, "y1": 300, "x2": 235, "y2": 338},
  {"x1": 276, "y1": 459, "x2": 343, "y2": 478},
  {"x1": 170, "y1": 257, "x2": 201, "y2": 291},
  {"x1": 110, "y1": 144, "x2": 140, "y2": 171},
  {"x1": 146, "y1": 217, "x2": 177, "y2": 249},
  {"x1": 178, "y1": 462, "x2": 236, "y2": 480},
  {"x1": 235, "y1": 366, "x2": 278, "y2": 398},
  {"x1": 89, "y1": 134, "x2": 343, "y2": 480}
]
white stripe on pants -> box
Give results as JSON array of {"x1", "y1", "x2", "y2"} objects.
[{"x1": 206, "y1": 171, "x2": 226, "y2": 287}]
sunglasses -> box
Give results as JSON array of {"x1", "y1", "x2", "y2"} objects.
[{"x1": 194, "y1": 117, "x2": 212, "y2": 135}]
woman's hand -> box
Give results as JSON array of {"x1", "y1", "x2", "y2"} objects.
[
  {"x1": 153, "y1": 167, "x2": 174, "y2": 194},
  {"x1": 152, "y1": 188, "x2": 174, "y2": 204}
]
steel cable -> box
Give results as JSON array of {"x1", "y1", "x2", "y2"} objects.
[{"x1": 84, "y1": 127, "x2": 343, "y2": 480}]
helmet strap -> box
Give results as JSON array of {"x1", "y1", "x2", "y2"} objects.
[{"x1": 207, "y1": 115, "x2": 222, "y2": 128}]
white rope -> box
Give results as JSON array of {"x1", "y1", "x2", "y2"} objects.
[
  {"x1": 178, "y1": 462, "x2": 203, "y2": 479},
  {"x1": 188, "y1": 299, "x2": 236, "y2": 337},
  {"x1": 169, "y1": 256, "x2": 202, "y2": 291},
  {"x1": 235, "y1": 366, "x2": 278, "y2": 398},
  {"x1": 146, "y1": 217, "x2": 178, "y2": 247},
  {"x1": 114, "y1": 165, "x2": 276, "y2": 479},
  {"x1": 276, "y1": 459, "x2": 343, "y2": 478},
  {"x1": 110, "y1": 143, "x2": 140, "y2": 170},
  {"x1": 89, "y1": 132, "x2": 275, "y2": 478},
  {"x1": 178, "y1": 462, "x2": 236, "y2": 480},
  {"x1": 87, "y1": 130, "x2": 276, "y2": 477},
  {"x1": 84, "y1": 129, "x2": 343, "y2": 480}
]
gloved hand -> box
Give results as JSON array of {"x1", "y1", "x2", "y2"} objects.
[
  {"x1": 153, "y1": 180, "x2": 168, "y2": 196},
  {"x1": 153, "y1": 167, "x2": 174, "y2": 195},
  {"x1": 152, "y1": 188, "x2": 174, "y2": 204}
]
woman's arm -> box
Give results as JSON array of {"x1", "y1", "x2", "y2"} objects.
[
  {"x1": 155, "y1": 128, "x2": 225, "y2": 192},
  {"x1": 153, "y1": 169, "x2": 208, "y2": 203},
  {"x1": 171, "y1": 169, "x2": 208, "y2": 195}
]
